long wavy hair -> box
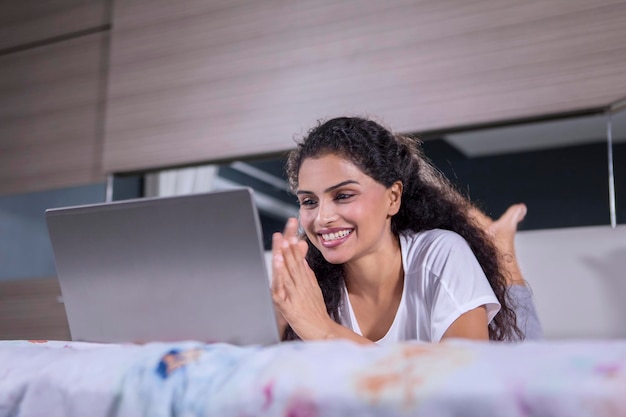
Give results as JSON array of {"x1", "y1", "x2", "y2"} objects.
[{"x1": 283, "y1": 116, "x2": 523, "y2": 342}]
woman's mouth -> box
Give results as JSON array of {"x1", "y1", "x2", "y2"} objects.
[{"x1": 319, "y1": 229, "x2": 353, "y2": 247}]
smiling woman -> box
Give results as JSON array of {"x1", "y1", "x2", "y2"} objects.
[
  {"x1": 296, "y1": 154, "x2": 401, "y2": 265},
  {"x1": 270, "y1": 117, "x2": 533, "y2": 345}
]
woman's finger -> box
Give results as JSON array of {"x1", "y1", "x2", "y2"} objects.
[
  {"x1": 271, "y1": 232, "x2": 284, "y2": 262},
  {"x1": 300, "y1": 257, "x2": 319, "y2": 287},
  {"x1": 271, "y1": 233, "x2": 289, "y2": 300},
  {"x1": 283, "y1": 217, "x2": 299, "y2": 241},
  {"x1": 296, "y1": 240, "x2": 309, "y2": 258},
  {"x1": 282, "y1": 217, "x2": 308, "y2": 258},
  {"x1": 271, "y1": 232, "x2": 282, "y2": 281},
  {"x1": 282, "y1": 240, "x2": 314, "y2": 293},
  {"x1": 280, "y1": 238, "x2": 301, "y2": 283}
]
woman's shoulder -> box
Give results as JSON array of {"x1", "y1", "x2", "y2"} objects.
[
  {"x1": 400, "y1": 229, "x2": 482, "y2": 280},
  {"x1": 400, "y1": 228, "x2": 468, "y2": 250},
  {"x1": 400, "y1": 229, "x2": 473, "y2": 271}
]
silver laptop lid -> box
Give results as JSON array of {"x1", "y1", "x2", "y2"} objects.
[{"x1": 46, "y1": 188, "x2": 280, "y2": 345}]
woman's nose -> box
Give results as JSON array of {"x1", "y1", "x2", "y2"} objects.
[{"x1": 316, "y1": 200, "x2": 338, "y2": 226}]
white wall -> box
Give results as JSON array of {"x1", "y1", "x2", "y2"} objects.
[{"x1": 517, "y1": 224, "x2": 626, "y2": 340}]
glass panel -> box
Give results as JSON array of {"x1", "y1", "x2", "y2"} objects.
[{"x1": 422, "y1": 114, "x2": 611, "y2": 230}]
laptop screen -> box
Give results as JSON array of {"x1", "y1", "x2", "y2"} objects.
[{"x1": 46, "y1": 188, "x2": 280, "y2": 345}]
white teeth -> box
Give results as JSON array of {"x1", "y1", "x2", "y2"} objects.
[{"x1": 321, "y1": 229, "x2": 352, "y2": 242}]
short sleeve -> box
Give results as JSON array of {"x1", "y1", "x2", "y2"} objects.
[{"x1": 425, "y1": 231, "x2": 500, "y2": 342}]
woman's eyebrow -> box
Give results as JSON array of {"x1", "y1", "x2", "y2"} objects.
[{"x1": 296, "y1": 180, "x2": 360, "y2": 195}]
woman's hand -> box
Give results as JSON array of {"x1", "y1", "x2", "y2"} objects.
[{"x1": 271, "y1": 218, "x2": 335, "y2": 340}]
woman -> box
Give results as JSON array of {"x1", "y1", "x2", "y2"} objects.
[{"x1": 271, "y1": 116, "x2": 538, "y2": 344}]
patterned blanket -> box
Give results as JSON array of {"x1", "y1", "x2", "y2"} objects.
[{"x1": 1, "y1": 339, "x2": 625, "y2": 417}]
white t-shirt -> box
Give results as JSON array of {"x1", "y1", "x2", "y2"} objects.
[{"x1": 338, "y1": 229, "x2": 500, "y2": 344}]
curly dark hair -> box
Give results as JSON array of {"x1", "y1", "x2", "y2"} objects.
[{"x1": 283, "y1": 116, "x2": 523, "y2": 342}]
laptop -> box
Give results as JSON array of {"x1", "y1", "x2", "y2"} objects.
[{"x1": 46, "y1": 188, "x2": 281, "y2": 346}]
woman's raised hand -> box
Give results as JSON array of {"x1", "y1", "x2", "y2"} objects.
[{"x1": 271, "y1": 218, "x2": 334, "y2": 340}]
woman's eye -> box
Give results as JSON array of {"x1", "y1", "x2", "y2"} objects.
[
  {"x1": 335, "y1": 193, "x2": 354, "y2": 201},
  {"x1": 299, "y1": 198, "x2": 317, "y2": 206}
]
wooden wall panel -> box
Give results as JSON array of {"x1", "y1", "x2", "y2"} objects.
[
  {"x1": 104, "y1": 0, "x2": 626, "y2": 173},
  {"x1": 0, "y1": 0, "x2": 109, "y2": 51},
  {"x1": 0, "y1": 33, "x2": 107, "y2": 196},
  {"x1": 0, "y1": 277, "x2": 70, "y2": 341}
]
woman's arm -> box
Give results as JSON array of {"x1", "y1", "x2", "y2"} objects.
[
  {"x1": 319, "y1": 321, "x2": 376, "y2": 345},
  {"x1": 441, "y1": 306, "x2": 490, "y2": 341}
]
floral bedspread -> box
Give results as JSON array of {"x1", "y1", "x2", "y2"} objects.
[{"x1": 0, "y1": 338, "x2": 625, "y2": 417}]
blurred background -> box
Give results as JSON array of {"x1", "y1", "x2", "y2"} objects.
[{"x1": 1, "y1": 0, "x2": 625, "y2": 340}]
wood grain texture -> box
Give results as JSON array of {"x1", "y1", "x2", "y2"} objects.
[
  {"x1": 0, "y1": 0, "x2": 109, "y2": 51},
  {"x1": 104, "y1": 0, "x2": 626, "y2": 173},
  {"x1": 0, "y1": 33, "x2": 108, "y2": 196},
  {"x1": 0, "y1": 277, "x2": 70, "y2": 341}
]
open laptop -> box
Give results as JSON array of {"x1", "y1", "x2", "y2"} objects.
[{"x1": 46, "y1": 188, "x2": 281, "y2": 346}]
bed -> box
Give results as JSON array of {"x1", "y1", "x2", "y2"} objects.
[{"x1": 1, "y1": 337, "x2": 625, "y2": 417}]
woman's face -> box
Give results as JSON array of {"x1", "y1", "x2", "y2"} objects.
[{"x1": 296, "y1": 154, "x2": 401, "y2": 265}]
